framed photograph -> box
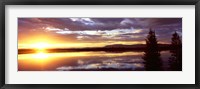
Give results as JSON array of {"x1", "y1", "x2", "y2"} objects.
[{"x1": 0, "y1": 0, "x2": 199, "y2": 89}]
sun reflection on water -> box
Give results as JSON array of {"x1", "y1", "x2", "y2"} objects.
[
  {"x1": 18, "y1": 51, "x2": 144, "y2": 60},
  {"x1": 32, "y1": 52, "x2": 49, "y2": 59}
]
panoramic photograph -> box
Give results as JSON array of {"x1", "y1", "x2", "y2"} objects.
[{"x1": 18, "y1": 18, "x2": 182, "y2": 71}]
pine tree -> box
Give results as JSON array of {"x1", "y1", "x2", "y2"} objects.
[
  {"x1": 168, "y1": 32, "x2": 182, "y2": 71},
  {"x1": 143, "y1": 28, "x2": 162, "y2": 71}
]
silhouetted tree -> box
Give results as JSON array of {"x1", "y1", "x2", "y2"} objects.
[
  {"x1": 168, "y1": 32, "x2": 182, "y2": 71},
  {"x1": 143, "y1": 28, "x2": 163, "y2": 71}
]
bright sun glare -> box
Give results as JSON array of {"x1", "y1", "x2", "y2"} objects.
[
  {"x1": 31, "y1": 42, "x2": 50, "y2": 49},
  {"x1": 29, "y1": 42, "x2": 50, "y2": 60},
  {"x1": 32, "y1": 52, "x2": 49, "y2": 59}
]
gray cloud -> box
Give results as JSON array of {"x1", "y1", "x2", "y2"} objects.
[{"x1": 18, "y1": 18, "x2": 182, "y2": 43}]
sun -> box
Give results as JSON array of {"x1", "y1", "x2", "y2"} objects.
[{"x1": 31, "y1": 42, "x2": 50, "y2": 49}]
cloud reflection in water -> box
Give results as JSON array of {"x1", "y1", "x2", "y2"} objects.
[{"x1": 56, "y1": 58, "x2": 144, "y2": 71}]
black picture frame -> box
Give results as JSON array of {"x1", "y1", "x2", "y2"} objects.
[{"x1": 0, "y1": 0, "x2": 200, "y2": 89}]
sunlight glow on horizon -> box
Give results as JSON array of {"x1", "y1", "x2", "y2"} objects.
[
  {"x1": 18, "y1": 41, "x2": 146, "y2": 49},
  {"x1": 30, "y1": 42, "x2": 50, "y2": 50}
]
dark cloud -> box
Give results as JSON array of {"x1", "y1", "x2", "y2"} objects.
[
  {"x1": 19, "y1": 18, "x2": 182, "y2": 30},
  {"x1": 18, "y1": 18, "x2": 182, "y2": 43}
]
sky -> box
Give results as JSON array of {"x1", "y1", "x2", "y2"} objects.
[{"x1": 18, "y1": 18, "x2": 182, "y2": 49}]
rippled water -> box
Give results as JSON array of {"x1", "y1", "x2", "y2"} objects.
[{"x1": 18, "y1": 51, "x2": 171, "y2": 71}]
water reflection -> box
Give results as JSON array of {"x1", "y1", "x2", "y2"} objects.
[
  {"x1": 18, "y1": 51, "x2": 171, "y2": 71},
  {"x1": 32, "y1": 52, "x2": 49, "y2": 59}
]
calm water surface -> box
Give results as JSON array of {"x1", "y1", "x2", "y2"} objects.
[{"x1": 18, "y1": 51, "x2": 171, "y2": 71}]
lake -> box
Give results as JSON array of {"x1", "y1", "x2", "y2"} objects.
[{"x1": 18, "y1": 51, "x2": 172, "y2": 71}]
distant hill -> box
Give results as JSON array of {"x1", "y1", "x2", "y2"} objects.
[
  {"x1": 105, "y1": 44, "x2": 170, "y2": 49},
  {"x1": 105, "y1": 44, "x2": 145, "y2": 48}
]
